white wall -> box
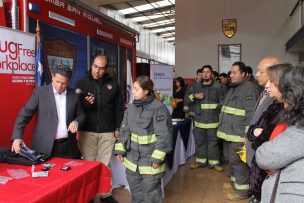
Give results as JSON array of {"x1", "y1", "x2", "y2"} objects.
[{"x1": 176, "y1": 0, "x2": 298, "y2": 78}]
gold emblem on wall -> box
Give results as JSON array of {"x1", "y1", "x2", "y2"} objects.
[{"x1": 222, "y1": 19, "x2": 237, "y2": 38}]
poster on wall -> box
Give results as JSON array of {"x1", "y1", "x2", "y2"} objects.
[
  {"x1": 29, "y1": 19, "x2": 88, "y2": 87},
  {"x1": 90, "y1": 37, "x2": 118, "y2": 77},
  {"x1": 44, "y1": 39, "x2": 76, "y2": 81},
  {"x1": 0, "y1": 26, "x2": 36, "y2": 147},
  {"x1": 150, "y1": 64, "x2": 174, "y2": 112}
]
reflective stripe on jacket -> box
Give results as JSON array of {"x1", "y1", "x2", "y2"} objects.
[
  {"x1": 217, "y1": 79, "x2": 261, "y2": 142},
  {"x1": 184, "y1": 80, "x2": 227, "y2": 129},
  {"x1": 114, "y1": 97, "x2": 173, "y2": 174}
]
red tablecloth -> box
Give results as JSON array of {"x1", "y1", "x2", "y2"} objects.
[{"x1": 0, "y1": 157, "x2": 111, "y2": 203}]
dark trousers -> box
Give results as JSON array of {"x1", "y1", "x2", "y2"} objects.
[
  {"x1": 193, "y1": 127, "x2": 220, "y2": 164},
  {"x1": 227, "y1": 141, "x2": 250, "y2": 196},
  {"x1": 51, "y1": 140, "x2": 80, "y2": 159},
  {"x1": 126, "y1": 169, "x2": 163, "y2": 203}
]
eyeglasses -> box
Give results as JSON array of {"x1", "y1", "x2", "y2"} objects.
[{"x1": 92, "y1": 64, "x2": 106, "y2": 70}]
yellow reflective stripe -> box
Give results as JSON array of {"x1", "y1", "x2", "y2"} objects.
[
  {"x1": 208, "y1": 160, "x2": 219, "y2": 165},
  {"x1": 245, "y1": 126, "x2": 249, "y2": 133},
  {"x1": 138, "y1": 164, "x2": 166, "y2": 175},
  {"x1": 194, "y1": 121, "x2": 219, "y2": 129},
  {"x1": 196, "y1": 157, "x2": 207, "y2": 164},
  {"x1": 114, "y1": 143, "x2": 126, "y2": 152},
  {"x1": 123, "y1": 158, "x2": 137, "y2": 172},
  {"x1": 151, "y1": 150, "x2": 166, "y2": 161},
  {"x1": 183, "y1": 105, "x2": 189, "y2": 111},
  {"x1": 131, "y1": 133, "x2": 157, "y2": 144},
  {"x1": 234, "y1": 182, "x2": 250, "y2": 190},
  {"x1": 217, "y1": 131, "x2": 245, "y2": 142},
  {"x1": 231, "y1": 176, "x2": 236, "y2": 182},
  {"x1": 189, "y1": 94, "x2": 194, "y2": 101},
  {"x1": 201, "y1": 103, "x2": 219, "y2": 109},
  {"x1": 221, "y1": 105, "x2": 245, "y2": 116}
]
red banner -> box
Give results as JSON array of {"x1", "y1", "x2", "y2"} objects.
[
  {"x1": 0, "y1": 27, "x2": 36, "y2": 147},
  {"x1": 0, "y1": 0, "x2": 6, "y2": 26}
]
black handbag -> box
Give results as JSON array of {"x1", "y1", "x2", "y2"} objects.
[{"x1": 0, "y1": 147, "x2": 50, "y2": 166}]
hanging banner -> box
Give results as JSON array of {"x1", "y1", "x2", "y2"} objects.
[
  {"x1": 150, "y1": 64, "x2": 174, "y2": 112},
  {"x1": 0, "y1": 27, "x2": 36, "y2": 147}
]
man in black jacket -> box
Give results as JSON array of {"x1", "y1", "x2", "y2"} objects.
[{"x1": 76, "y1": 55, "x2": 123, "y2": 203}]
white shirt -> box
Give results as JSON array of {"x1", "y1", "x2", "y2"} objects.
[{"x1": 52, "y1": 86, "x2": 68, "y2": 139}]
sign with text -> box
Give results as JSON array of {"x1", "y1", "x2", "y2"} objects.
[
  {"x1": 0, "y1": 26, "x2": 36, "y2": 84},
  {"x1": 0, "y1": 27, "x2": 36, "y2": 147},
  {"x1": 150, "y1": 64, "x2": 174, "y2": 96},
  {"x1": 150, "y1": 64, "x2": 174, "y2": 112}
]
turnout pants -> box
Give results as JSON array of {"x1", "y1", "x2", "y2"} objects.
[
  {"x1": 126, "y1": 169, "x2": 163, "y2": 203},
  {"x1": 227, "y1": 141, "x2": 250, "y2": 196},
  {"x1": 193, "y1": 127, "x2": 220, "y2": 165}
]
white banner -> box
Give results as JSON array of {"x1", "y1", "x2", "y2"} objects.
[
  {"x1": 150, "y1": 64, "x2": 174, "y2": 96},
  {"x1": 150, "y1": 64, "x2": 174, "y2": 112},
  {"x1": 0, "y1": 27, "x2": 36, "y2": 75}
]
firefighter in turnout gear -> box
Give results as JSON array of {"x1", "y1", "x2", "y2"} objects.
[
  {"x1": 185, "y1": 65, "x2": 227, "y2": 171},
  {"x1": 217, "y1": 62, "x2": 261, "y2": 201},
  {"x1": 114, "y1": 76, "x2": 172, "y2": 203},
  {"x1": 183, "y1": 68, "x2": 203, "y2": 118}
]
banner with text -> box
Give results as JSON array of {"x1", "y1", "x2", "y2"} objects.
[
  {"x1": 150, "y1": 64, "x2": 174, "y2": 112},
  {"x1": 0, "y1": 27, "x2": 36, "y2": 147}
]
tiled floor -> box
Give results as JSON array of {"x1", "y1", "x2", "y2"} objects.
[{"x1": 112, "y1": 157, "x2": 248, "y2": 203}]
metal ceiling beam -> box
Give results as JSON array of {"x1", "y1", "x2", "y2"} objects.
[
  {"x1": 162, "y1": 35, "x2": 175, "y2": 38},
  {"x1": 125, "y1": 5, "x2": 174, "y2": 18},
  {"x1": 137, "y1": 15, "x2": 174, "y2": 25},
  {"x1": 77, "y1": 1, "x2": 139, "y2": 36},
  {"x1": 144, "y1": 22, "x2": 175, "y2": 30},
  {"x1": 145, "y1": 0, "x2": 174, "y2": 24},
  {"x1": 156, "y1": 30, "x2": 173, "y2": 35}
]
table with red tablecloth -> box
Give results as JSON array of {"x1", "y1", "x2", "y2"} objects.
[{"x1": 0, "y1": 157, "x2": 111, "y2": 203}]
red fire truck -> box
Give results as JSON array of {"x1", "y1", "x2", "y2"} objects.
[{"x1": 0, "y1": 0, "x2": 138, "y2": 147}]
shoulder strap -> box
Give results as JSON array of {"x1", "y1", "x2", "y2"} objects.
[{"x1": 270, "y1": 170, "x2": 281, "y2": 203}]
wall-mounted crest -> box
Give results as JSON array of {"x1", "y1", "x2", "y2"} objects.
[{"x1": 222, "y1": 19, "x2": 237, "y2": 38}]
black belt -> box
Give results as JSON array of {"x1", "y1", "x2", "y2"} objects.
[{"x1": 54, "y1": 138, "x2": 68, "y2": 143}]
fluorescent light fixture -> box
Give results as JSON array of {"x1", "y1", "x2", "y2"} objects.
[
  {"x1": 143, "y1": 19, "x2": 174, "y2": 27},
  {"x1": 133, "y1": 13, "x2": 174, "y2": 22},
  {"x1": 159, "y1": 32, "x2": 175, "y2": 37},
  {"x1": 119, "y1": 4, "x2": 153, "y2": 14},
  {"x1": 165, "y1": 37, "x2": 175, "y2": 41},
  {"x1": 49, "y1": 11, "x2": 75, "y2": 26}
]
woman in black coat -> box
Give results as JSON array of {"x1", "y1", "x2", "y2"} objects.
[{"x1": 172, "y1": 77, "x2": 186, "y2": 119}]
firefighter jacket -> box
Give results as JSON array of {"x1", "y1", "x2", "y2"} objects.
[
  {"x1": 183, "y1": 81, "x2": 197, "y2": 117},
  {"x1": 114, "y1": 95, "x2": 173, "y2": 175},
  {"x1": 217, "y1": 79, "x2": 261, "y2": 142},
  {"x1": 185, "y1": 80, "x2": 228, "y2": 129}
]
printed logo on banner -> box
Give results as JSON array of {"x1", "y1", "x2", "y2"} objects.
[
  {"x1": 43, "y1": 39, "x2": 76, "y2": 83},
  {"x1": 0, "y1": 27, "x2": 36, "y2": 84}
]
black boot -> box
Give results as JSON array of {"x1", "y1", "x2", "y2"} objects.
[{"x1": 100, "y1": 195, "x2": 118, "y2": 203}]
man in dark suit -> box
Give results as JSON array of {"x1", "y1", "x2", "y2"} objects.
[{"x1": 11, "y1": 64, "x2": 85, "y2": 159}]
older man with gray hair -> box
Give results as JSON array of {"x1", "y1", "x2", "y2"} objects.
[{"x1": 246, "y1": 56, "x2": 279, "y2": 168}]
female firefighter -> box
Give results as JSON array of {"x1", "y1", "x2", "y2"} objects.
[{"x1": 114, "y1": 75, "x2": 172, "y2": 203}]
